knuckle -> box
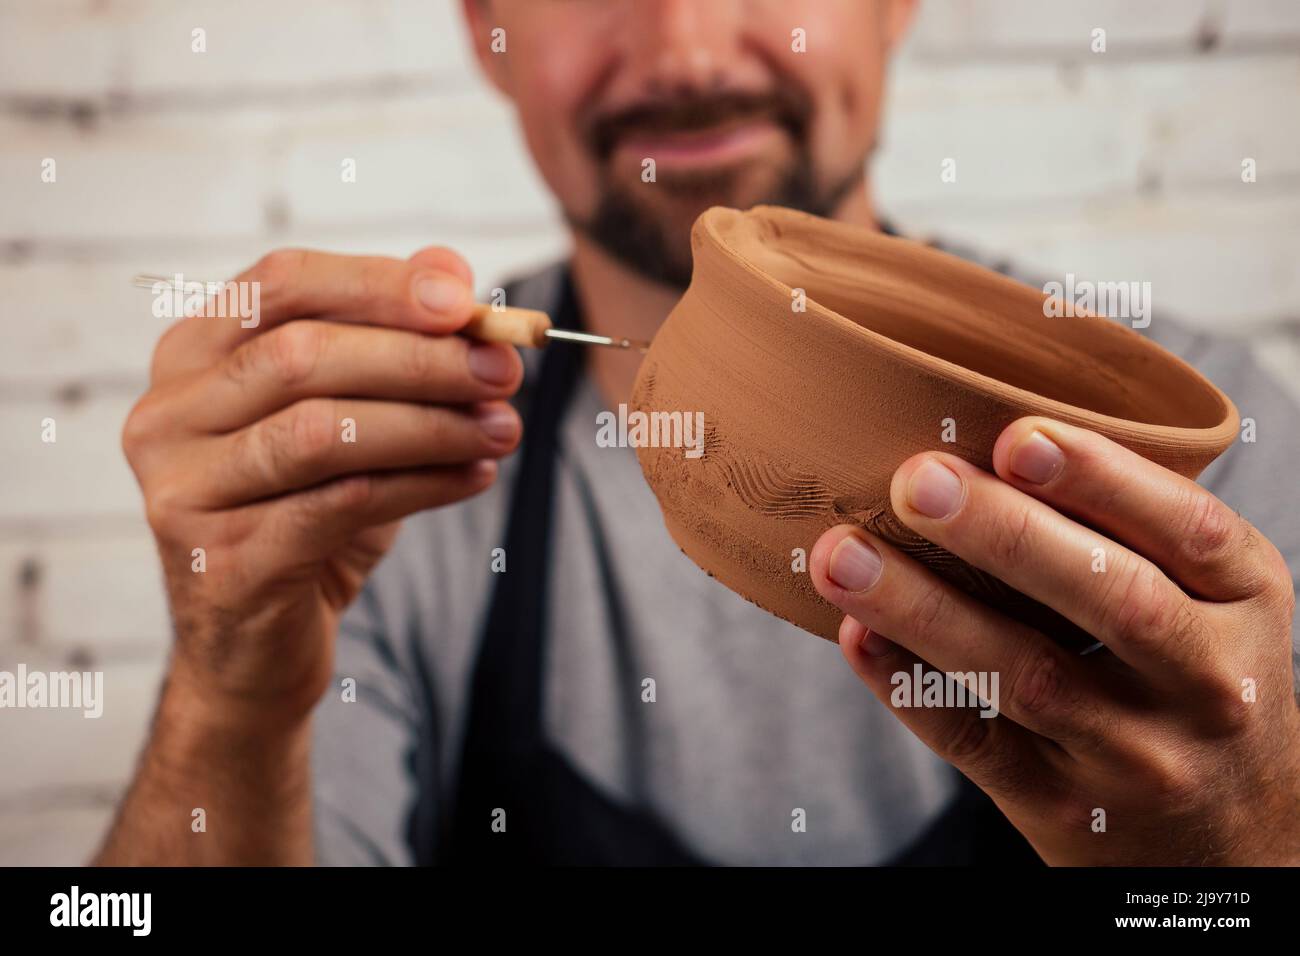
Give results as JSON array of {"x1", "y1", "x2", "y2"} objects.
[
  {"x1": 250, "y1": 402, "x2": 327, "y2": 484},
  {"x1": 1094, "y1": 479, "x2": 1126, "y2": 519},
  {"x1": 421, "y1": 404, "x2": 460, "y2": 448},
  {"x1": 143, "y1": 482, "x2": 185, "y2": 542},
  {"x1": 298, "y1": 472, "x2": 372, "y2": 519},
  {"x1": 1131, "y1": 747, "x2": 1197, "y2": 804},
  {"x1": 1005, "y1": 645, "x2": 1070, "y2": 718},
  {"x1": 1257, "y1": 541, "x2": 1296, "y2": 613},
  {"x1": 287, "y1": 400, "x2": 338, "y2": 470},
  {"x1": 257, "y1": 413, "x2": 295, "y2": 479},
  {"x1": 1068, "y1": 701, "x2": 1119, "y2": 755},
  {"x1": 1206, "y1": 678, "x2": 1253, "y2": 732},
  {"x1": 222, "y1": 336, "x2": 256, "y2": 387},
  {"x1": 1168, "y1": 599, "x2": 1211, "y2": 668},
  {"x1": 1162, "y1": 596, "x2": 1209, "y2": 666},
  {"x1": 1105, "y1": 557, "x2": 1211, "y2": 669},
  {"x1": 204, "y1": 512, "x2": 253, "y2": 552},
  {"x1": 227, "y1": 423, "x2": 259, "y2": 482},
  {"x1": 1105, "y1": 558, "x2": 1175, "y2": 651},
  {"x1": 356, "y1": 259, "x2": 397, "y2": 304},
  {"x1": 330, "y1": 473, "x2": 374, "y2": 511},
  {"x1": 252, "y1": 248, "x2": 307, "y2": 289},
  {"x1": 1187, "y1": 656, "x2": 1255, "y2": 732},
  {"x1": 1176, "y1": 488, "x2": 1236, "y2": 567},
  {"x1": 121, "y1": 393, "x2": 160, "y2": 461},
  {"x1": 1000, "y1": 642, "x2": 1114, "y2": 754},
  {"x1": 905, "y1": 584, "x2": 955, "y2": 645},
  {"x1": 399, "y1": 336, "x2": 440, "y2": 384},
  {"x1": 985, "y1": 504, "x2": 1036, "y2": 570},
  {"x1": 264, "y1": 321, "x2": 325, "y2": 388},
  {"x1": 938, "y1": 713, "x2": 993, "y2": 763}
]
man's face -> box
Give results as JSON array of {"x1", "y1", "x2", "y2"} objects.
[{"x1": 466, "y1": 0, "x2": 915, "y2": 288}]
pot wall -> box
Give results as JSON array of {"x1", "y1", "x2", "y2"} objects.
[{"x1": 631, "y1": 207, "x2": 1239, "y2": 643}]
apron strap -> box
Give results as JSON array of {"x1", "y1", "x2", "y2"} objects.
[
  {"x1": 458, "y1": 273, "x2": 584, "y2": 752},
  {"x1": 445, "y1": 273, "x2": 599, "y2": 861}
]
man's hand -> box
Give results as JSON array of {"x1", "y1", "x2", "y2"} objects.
[
  {"x1": 810, "y1": 416, "x2": 1300, "y2": 865},
  {"x1": 98, "y1": 246, "x2": 522, "y2": 864}
]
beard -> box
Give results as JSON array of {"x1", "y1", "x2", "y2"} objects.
[{"x1": 565, "y1": 86, "x2": 865, "y2": 290}]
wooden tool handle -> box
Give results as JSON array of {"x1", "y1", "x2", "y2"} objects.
[{"x1": 463, "y1": 304, "x2": 552, "y2": 348}]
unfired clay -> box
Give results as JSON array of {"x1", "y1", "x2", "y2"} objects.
[{"x1": 630, "y1": 206, "x2": 1240, "y2": 644}]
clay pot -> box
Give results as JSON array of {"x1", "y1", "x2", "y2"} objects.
[{"x1": 630, "y1": 205, "x2": 1239, "y2": 644}]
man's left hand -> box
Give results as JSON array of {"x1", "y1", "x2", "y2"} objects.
[{"x1": 811, "y1": 416, "x2": 1300, "y2": 865}]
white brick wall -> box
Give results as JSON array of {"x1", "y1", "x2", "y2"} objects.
[{"x1": 1, "y1": 0, "x2": 1297, "y2": 864}]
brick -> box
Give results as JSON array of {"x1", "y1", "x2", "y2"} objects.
[
  {"x1": 905, "y1": 0, "x2": 1214, "y2": 59},
  {"x1": 890, "y1": 191, "x2": 1300, "y2": 330},
  {"x1": 0, "y1": 261, "x2": 169, "y2": 388},
  {"x1": 0, "y1": 0, "x2": 120, "y2": 100},
  {"x1": 875, "y1": 55, "x2": 1300, "y2": 203},
  {"x1": 0, "y1": 392, "x2": 143, "y2": 523},
  {"x1": 0, "y1": 654, "x2": 165, "y2": 803},
  {"x1": 0, "y1": 802, "x2": 116, "y2": 866},
  {"x1": 0, "y1": 111, "x2": 272, "y2": 241},
  {"x1": 0, "y1": 0, "x2": 474, "y2": 100},
  {"x1": 276, "y1": 93, "x2": 557, "y2": 229},
  {"x1": 1220, "y1": 0, "x2": 1300, "y2": 43},
  {"x1": 0, "y1": 531, "x2": 170, "y2": 658},
  {"x1": 876, "y1": 63, "x2": 1145, "y2": 204},
  {"x1": 0, "y1": 91, "x2": 558, "y2": 242},
  {"x1": 119, "y1": 0, "x2": 472, "y2": 97},
  {"x1": 1114, "y1": 56, "x2": 1300, "y2": 189},
  {"x1": 0, "y1": 226, "x2": 564, "y2": 384}
]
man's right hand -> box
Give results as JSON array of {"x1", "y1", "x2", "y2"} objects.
[
  {"x1": 98, "y1": 246, "x2": 522, "y2": 864},
  {"x1": 123, "y1": 246, "x2": 523, "y2": 727}
]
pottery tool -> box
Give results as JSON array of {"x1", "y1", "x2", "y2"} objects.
[{"x1": 130, "y1": 274, "x2": 650, "y2": 352}]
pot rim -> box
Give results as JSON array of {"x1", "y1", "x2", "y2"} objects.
[{"x1": 695, "y1": 205, "x2": 1239, "y2": 451}]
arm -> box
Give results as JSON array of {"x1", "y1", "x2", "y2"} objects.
[
  {"x1": 94, "y1": 247, "x2": 522, "y2": 865},
  {"x1": 94, "y1": 665, "x2": 315, "y2": 865}
]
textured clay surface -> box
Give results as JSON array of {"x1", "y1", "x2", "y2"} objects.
[{"x1": 631, "y1": 205, "x2": 1240, "y2": 645}]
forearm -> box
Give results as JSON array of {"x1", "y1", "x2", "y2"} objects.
[{"x1": 93, "y1": 668, "x2": 315, "y2": 866}]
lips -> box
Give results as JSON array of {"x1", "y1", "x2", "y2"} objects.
[
  {"x1": 611, "y1": 117, "x2": 787, "y2": 170},
  {"x1": 587, "y1": 86, "x2": 811, "y2": 167}
]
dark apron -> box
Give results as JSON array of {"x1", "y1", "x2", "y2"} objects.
[{"x1": 446, "y1": 272, "x2": 1042, "y2": 867}]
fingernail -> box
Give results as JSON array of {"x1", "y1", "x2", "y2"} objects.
[
  {"x1": 477, "y1": 405, "x2": 519, "y2": 443},
  {"x1": 1009, "y1": 430, "x2": 1064, "y2": 485},
  {"x1": 907, "y1": 459, "x2": 964, "y2": 519},
  {"x1": 416, "y1": 274, "x2": 468, "y2": 313},
  {"x1": 467, "y1": 342, "x2": 517, "y2": 385},
  {"x1": 828, "y1": 536, "x2": 883, "y2": 592},
  {"x1": 861, "y1": 629, "x2": 894, "y2": 657}
]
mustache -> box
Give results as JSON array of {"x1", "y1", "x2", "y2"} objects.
[{"x1": 585, "y1": 87, "x2": 813, "y2": 160}]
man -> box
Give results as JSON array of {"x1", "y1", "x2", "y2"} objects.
[{"x1": 97, "y1": 0, "x2": 1299, "y2": 865}]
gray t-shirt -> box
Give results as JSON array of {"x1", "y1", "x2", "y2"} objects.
[{"x1": 312, "y1": 255, "x2": 1300, "y2": 866}]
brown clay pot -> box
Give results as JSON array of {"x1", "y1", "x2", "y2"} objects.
[{"x1": 630, "y1": 205, "x2": 1239, "y2": 644}]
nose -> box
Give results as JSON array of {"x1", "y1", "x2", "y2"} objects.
[{"x1": 629, "y1": 0, "x2": 744, "y2": 94}]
